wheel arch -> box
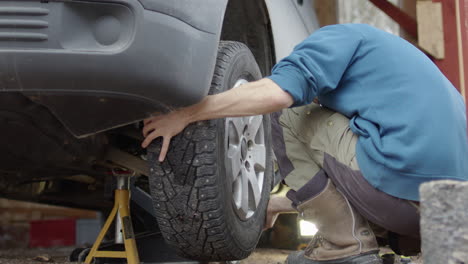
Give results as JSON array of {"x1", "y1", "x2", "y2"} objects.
[
  {"x1": 221, "y1": 0, "x2": 274, "y2": 76},
  {"x1": 264, "y1": 0, "x2": 320, "y2": 62},
  {"x1": 221, "y1": 0, "x2": 320, "y2": 75}
]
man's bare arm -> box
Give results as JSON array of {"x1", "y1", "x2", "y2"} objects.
[
  {"x1": 185, "y1": 78, "x2": 293, "y2": 121},
  {"x1": 142, "y1": 78, "x2": 293, "y2": 161}
]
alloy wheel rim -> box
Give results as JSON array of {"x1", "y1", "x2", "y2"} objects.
[{"x1": 225, "y1": 79, "x2": 266, "y2": 220}]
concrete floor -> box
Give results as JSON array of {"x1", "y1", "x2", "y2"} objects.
[
  {"x1": 0, "y1": 247, "x2": 291, "y2": 264},
  {"x1": 0, "y1": 247, "x2": 72, "y2": 264},
  {"x1": 0, "y1": 247, "x2": 424, "y2": 264}
]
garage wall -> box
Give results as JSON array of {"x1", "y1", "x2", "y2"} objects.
[{"x1": 0, "y1": 198, "x2": 98, "y2": 248}]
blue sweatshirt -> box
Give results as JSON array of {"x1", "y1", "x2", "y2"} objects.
[{"x1": 268, "y1": 24, "x2": 468, "y2": 201}]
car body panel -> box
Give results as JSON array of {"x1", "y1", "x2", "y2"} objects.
[
  {"x1": 0, "y1": 0, "x2": 227, "y2": 137},
  {"x1": 0, "y1": 0, "x2": 317, "y2": 137},
  {"x1": 137, "y1": 0, "x2": 226, "y2": 34}
]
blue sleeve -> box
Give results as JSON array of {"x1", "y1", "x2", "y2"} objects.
[{"x1": 267, "y1": 24, "x2": 364, "y2": 107}]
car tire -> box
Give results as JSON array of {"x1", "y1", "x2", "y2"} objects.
[{"x1": 147, "y1": 41, "x2": 272, "y2": 261}]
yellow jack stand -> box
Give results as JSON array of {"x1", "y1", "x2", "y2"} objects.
[{"x1": 84, "y1": 174, "x2": 140, "y2": 264}]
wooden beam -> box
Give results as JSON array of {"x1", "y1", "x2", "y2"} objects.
[
  {"x1": 455, "y1": 0, "x2": 466, "y2": 100},
  {"x1": 457, "y1": 0, "x2": 468, "y2": 130},
  {"x1": 369, "y1": 0, "x2": 418, "y2": 38},
  {"x1": 432, "y1": 0, "x2": 461, "y2": 90},
  {"x1": 399, "y1": 0, "x2": 417, "y2": 43}
]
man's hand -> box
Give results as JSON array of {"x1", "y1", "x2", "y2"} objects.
[
  {"x1": 141, "y1": 79, "x2": 292, "y2": 162},
  {"x1": 141, "y1": 109, "x2": 191, "y2": 162}
]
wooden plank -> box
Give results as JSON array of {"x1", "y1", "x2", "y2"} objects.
[
  {"x1": 0, "y1": 207, "x2": 98, "y2": 219},
  {"x1": 314, "y1": 0, "x2": 337, "y2": 26},
  {"x1": 417, "y1": 1, "x2": 445, "y2": 59},
  {"x1": 0, "y1": 198, "x2": 98, "y2": 222}
]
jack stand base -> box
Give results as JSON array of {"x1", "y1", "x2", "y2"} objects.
[{"x1": 83, "y1": 175, "x2": 140, "y2": 264}]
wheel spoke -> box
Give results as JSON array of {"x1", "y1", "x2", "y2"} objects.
[
  {"x1": 251, "y1": 144, "x2": 266, "y2": 167},
  {"x1": 246, "y1": 169, "x2": 261, "y2": 208},
  {"x1": 241, "y1": 168, "x2": 250, "y2": 214},
  {"x1": 227, "y1": 80, "x2": 268, "y2": 220},
  {"x1": 245, "y1": 115, "x2": 263, "y2": 140},
  {"x1": 229, "y1": 118, "x2": 245, "y2": 138},
  {"x1": 232, "y1": 177, "x2": 242, "y2": 208},
  {"x1": 227, "y1": 146, "x2": 242, "y2": 181}
]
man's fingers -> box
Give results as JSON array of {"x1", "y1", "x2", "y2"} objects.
[
  {"x1": 144, "y1": 118, "x2": 152, "y2": 126},
  {"x1": 141, "y1": 130, "x2": 161, "y2": 148},
  {"x1": 141, "y1": 131, "x2": 171, "y2": 161},
  {"x1": 143, "y1": 115, "x2": 167, "y2": 136},
  {"x1": 144, "y1": 113, "x2": 163, "y2": 125},
  {"x1": 158, "y1": 137, "x2": 171, "y2": 162},
  {"x1": 142, "y1": 123, "x2": 156, "y2": 137}
]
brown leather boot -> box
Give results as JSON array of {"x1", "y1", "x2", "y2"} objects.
[{"x1": 286, "y1": 179, "x2": 381, "y2": 264}]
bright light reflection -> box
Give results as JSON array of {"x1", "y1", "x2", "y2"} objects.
[{"x1": 299, "y1": 220, "x2": 318, "y2": 237}]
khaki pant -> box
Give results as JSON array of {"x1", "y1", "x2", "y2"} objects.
[
  {"x1": 280, "y1": 104, "x2": 421, "y2": 243},
  {"x1": 279, "y1": 103, "x2": 359, "y2": 190}
]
